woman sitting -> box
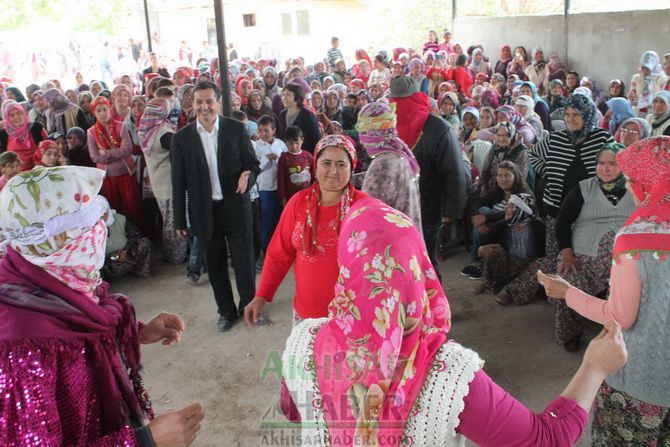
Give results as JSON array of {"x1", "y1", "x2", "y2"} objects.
[
  {"x1": 550, "y1": 142, "x2": 636, "y2": 351},
  {"x1": 33, "y1": 140, "x2": 66, "y2": 167},
  {"x1": 459, "y1": 107, "x2": 480, "y2": 144},
  {"x1": 438, "y1": 92, "x2": 460, "y2": 127},
  {"x1": 477, "y1": 122, "x2": 529, "y2": 194},
  {"x1": 646, "y1": 91, "x2": 670, "y2": 136},
  {"x1": 244, "y1": 135, "x2": 366, "y2": 326},
  {"x1": 65, "y1": 126, "x2": 96, "y2": 168},
  {"x1": 514, "y1": 95, "x2": 543, "y2": 139},
  {"x1": 101, "y1": 203, "x2": 152, "y2": 279},
  {"x1": 615, "y1": 117, "x2": 651, "y2": 147},
  {"x1": 280, "y1": 195, "x2": 627, "y2": 447},
  {"x1": 461, "y1": 161, "x2": 532, "y2": 280},
  {"x1": 543, "y1": 79, "x2": 568, "y2": 114}
]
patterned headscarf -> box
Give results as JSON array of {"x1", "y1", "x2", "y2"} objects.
[
  {"x1": 613, "y1": 136, "x2": 670, "y2": 259},
  {"x1": 565, "y1": 93, "x2": 598, "y2": 144},
  {"x1": 0, "y1": 166, "x2": 109, "y2": 300},
  {"x1": 300, "y1": 135, "x2": 359, "y2": 255},
  {"x1": 42, "y1": 88, "x2": 77, "y2": 117},
  {"x1": 356, "y1": 101, "x2": 420, "y2": 178},
  {"x1": 313, "y1": 196, "x2": 451, "y2": 446},
  {"x1": 137, "y1": 98, "x2": 175, "y2": 155},
  {"x1": 508, "y1": 193, "x2": 536, "y2": 225},
  {"x1": 480, "y1": 88, "x2": 500, "y2": 109},
  {"x1": 1, "y1": 100, "x2": 30, "y2": 143},
  {"x1": 495, "y1": 120, "x2": 517, "y2": 143}
]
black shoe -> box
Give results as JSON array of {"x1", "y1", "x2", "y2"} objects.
[
  {"x1": 563, "y1": 336, "x2": 582, "y2": 352},
  {"x1": 217, "y1": 316, "x2": 236, "y2": 332},
  {"x1": 468, "y1": 268, "x2": 482, "y2": 280},
  {"x1": 460, "y1": 265, "x2": 478, "y2": 277},
  {"x1": 186, "y1": 273, "x2": 200, "y2": 286}
]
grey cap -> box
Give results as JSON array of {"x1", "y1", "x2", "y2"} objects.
[{"x1": 389, "y1": 76, "x2": 418, "y2": 98}]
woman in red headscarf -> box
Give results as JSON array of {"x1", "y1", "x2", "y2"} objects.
[
  {"x1": 245, "y1": 134, "x2": 367, "y2": 326},
  {"x1": 87, "y1": 96, "x2": 145, "y2": 233}
]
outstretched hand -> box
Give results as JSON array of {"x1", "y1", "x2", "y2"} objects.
[
  {"x1": 583, "y1": 320, "x2": 628, "y2": 376},
  {"x1": 537, "y1": 270, "x2": 572, "y2": 299},
  {"x1": 140, "y1": 312, "x2": 185, "y2": 346}
]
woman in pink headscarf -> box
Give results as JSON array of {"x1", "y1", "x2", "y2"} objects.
[
  {"x1": 0, "y1": 100, "x2": 48, "y2": 171},
  {"x1": 280, "y1": 196, "x2": 627, "y2": 447}
]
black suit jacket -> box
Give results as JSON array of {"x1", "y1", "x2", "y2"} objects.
[{"x1": 171, "y1": 116, "x2": 260, "y2": 241}]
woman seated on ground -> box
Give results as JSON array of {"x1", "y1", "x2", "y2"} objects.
[
  {"x1": 459, "y1": 107, "x2": 480, "y2": 144},
  {"x1": 543, "y1": 79, "x2": 568, "y2": 114},
  {"x1": 477, "y1": 122, "x2": 530, "y2": 195},
  {"x1": 65, "y1": 126, "x2": 96, "y2": 167},
  {"x1": 515, "y1": 95, "x2": 544, "y2": 138},
  {"x1": 604, "y1": 97, "x2": 635, "y2": 136},
  {"x1": 598, "y1": 79, "x2": 626, "y2": 115},
  {"x1": 550, "y1": 142, "x2": 636, "y2": 352},
  {"x1": 0, "y1": 166, "x2": 203, "y2": 446},
  {"x1": 439, "y1": 92, "x2": 461, "y2": 127},
  {"x1": 461, "y1": 161, "x2": 532, "y2": 280},
  {"x1": 520, "y1": 81, "x2": 551, "y2": 130},
  {"x1": 539, "y1": 136, "x2": 669, "y2": 446},
  {"x1": 280, "y1": 195, "x2": 627, "y2": 447},
  {"x1": 244, "y1": 135, "x2": 366, "y2": 326},
  {"x1": 33, "y1": 140, "x2": 66, "y2": 167},
  {"x1": 101, "y1": 201, "x2": 152, "y2": 279}
]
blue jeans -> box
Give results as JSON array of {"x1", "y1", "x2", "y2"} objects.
[
  {"x1": 470, "y1": 207, "x2": 494, "y2": 261},
  {"x1": 259, "y1": 190, "x2": 281, "y2": 251}
]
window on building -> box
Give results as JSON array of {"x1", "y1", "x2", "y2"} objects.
[
  {"x1": 243, "y1": 13, "x2": 256, "y2": 27},
  {"x1": 281, "y1": 12, "x2": 292, "y2": 35},
  {"x1": 296, "y1": 10, "x2": 310, "y2": 35}
]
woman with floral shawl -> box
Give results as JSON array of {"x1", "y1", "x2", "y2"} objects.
[
  {"x1": 280, "y1": 195, "x2": 627, "y2": 447},
  {"x1": 245, "y1": 135, "x2": 367, "y2": 326},
  {"x1": 540, "y1": 136, "x2": 670, "y2": 446},
  {"x1": 0, "y1": 166, "x2": 203, "y2": 446}
]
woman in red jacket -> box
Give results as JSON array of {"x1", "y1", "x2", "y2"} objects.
[
  {"x1": 449, "y1": 54, "x2": 474, "y2": 98},
  {"x1": 245, "y1": 134, "x2": 367, "y2": 326}
]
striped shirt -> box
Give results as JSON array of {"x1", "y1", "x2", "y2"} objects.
[
  {"x1": 327, "y1": 47, "x2": 343, "y2": 69},
  {"x1": 529, "y1": 128, "x2": 613, "y2": 214}
]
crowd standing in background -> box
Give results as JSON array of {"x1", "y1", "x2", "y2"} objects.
[{"x1": 0, "y1": 30, "x2": 669, "y2": 446}]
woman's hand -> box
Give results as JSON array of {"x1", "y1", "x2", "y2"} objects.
[
  {"x1": 558, "y1": 248, "x2": 579, "y2": 275},
  {"x1": 149, "y1": 402, "x2": 205, "y2": 447},
  {"x1": 537, "y1": 270, "x2": 572, "y2": 299},
  {"x1": 244, "y1": 297, "x2": 267, "y2": 327},
  {"x1": 471, "y1": 214, "x2": 486, "y2": 228},
  {"x1": 140, "y1": 312, "x2": 185, "y2": 346},
  {"x1": 236, "y1": 170, "x2": 250, "y2": 193},
  {"x1": 583, "y1": 321, "x2": 628, "y2": 376}
]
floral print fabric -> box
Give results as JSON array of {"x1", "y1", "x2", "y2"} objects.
[{"x1": 313, "y1": 197, "x2": 451, "y2": 446}]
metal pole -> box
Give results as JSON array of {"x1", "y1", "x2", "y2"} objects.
[
  {"x1": 214, "y1": 0, "x2": 232, "y2": 117},
  {"x1": 143, "y1": 0, "x2": 153, "y2": 53},
  {"x1": 452, "y1": 0, "x2": 457, "y2": 34},
  {"x1": 563, "y1": 0, "x2": 570, "y2": 67}
]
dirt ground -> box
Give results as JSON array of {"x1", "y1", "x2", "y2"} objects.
[{"x1": 111, "y1": 247, "x2": 598, "y2": 447}]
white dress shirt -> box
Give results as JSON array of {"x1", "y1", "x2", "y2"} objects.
[
  {"x1": 196, "y1": 118, "x2": 223, "y2": 201},
  {"x1": 254, "y1": 137, "x2": 287, "y2": 191}
]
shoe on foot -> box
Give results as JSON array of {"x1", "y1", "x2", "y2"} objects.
[
  {"x1": 186, "y1": 273, "x2": 200, "y2": 286},
  {"x1": 496, "y1": 291, "x2": 512, "y2": 306},
  {"x1": 217, "y1": 316, "x2": 235, "y2": 332},
  {"x1": 468, "y1": 268, "x2": 482, "y2": 280},
  {"x1": 460, "y1": 265, "x2": 478, "y2": 277}
]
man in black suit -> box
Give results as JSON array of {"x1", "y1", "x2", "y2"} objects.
[{"x1": 171, "y1": 81, "x2": 260, "y2": 332}]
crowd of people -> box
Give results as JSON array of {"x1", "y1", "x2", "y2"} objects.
[{"x1": 0, "y1": 28, "x2": 668, "y2": 446}]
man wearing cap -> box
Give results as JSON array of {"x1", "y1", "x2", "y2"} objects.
[{"x1": 388, "y1": 76, "x2": 467, "y2": 283}]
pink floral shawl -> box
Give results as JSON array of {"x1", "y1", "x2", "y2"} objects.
[{"x1": 313, "y1": 197, "x2": 451, "y2": 446}]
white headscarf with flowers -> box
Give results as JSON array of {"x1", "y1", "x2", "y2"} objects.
[{"x1": 0, "y1": 166, "x2": 109, "y2": 301}]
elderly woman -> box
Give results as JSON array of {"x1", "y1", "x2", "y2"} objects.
[
  {"x1": 244, "y1": 135, "x2": 366, "y2": 326},
  {"x1": 0, "y1": 166, "x2": 203, "y2": 446},
  {"x1": 646, "y1": 91, "x2": 670, "y2": 136},
  {"x1": 524, "y1": 48, "x2": 548, "y2": 95},
  {"x1": 357, "y1": 100, "x2": 421, "y2": 230},
  {"x1": 520, "y1": 81, "x2": 550, "y2": 130},
  {"x1": 497, "y1": 94, "x2": 614, "y2": 306},
  {"x1": 478, "y1": 121, "x2": 529, "y2": 194},
  {"x1": 604, "y1": 97, "x2": 635, "y2": 135},
  {"x1": 0, "y1": 100, "x2": 48, "y2": 171},
  {"x1": 539, "y1": 136, "x2": 670, "y2": 446},
  {"x1": 87, "y1": 96, "x2": 145, "y2": 232},
  {"x1": 43, "y1": 88, "x2": 88, "y2": 133},
  {"x1": 138, "y1": 98, "x2": 186, "y2": 265},
  {"x1": 278, "y1": 84, "x2": 322, "y2": 154},
  {"x1": 615, "y1": 117, "x2": 651, "y2": 146},
  {"x1": 543, "y1": 79, "x2": 568, "y2": 114},
  {"x1": 280, "y1": 195, "x2": 627, "y2": 447},
  {"x1": 460, "y1": 106, "x2": 479, "y2": 143},
  {"x1": 550, "y1": 142, "x2": 636, "y2": 351},
  {"x1": 514, "y1": 94, "x2": 544, "y2": 138}
]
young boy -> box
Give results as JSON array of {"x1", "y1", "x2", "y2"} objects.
[
  {"x1": 277, "y1": 126, "x2": 313, "y2": 206},
  {"x1": 0, "y1": 151, "x2": 20, "y2": 191},
  {"x1": 255, "y1": 115, "x2": 287, "y2": 268},
  {"x1": 339, "y1": 93, "x2": 358, "y2": 131}
]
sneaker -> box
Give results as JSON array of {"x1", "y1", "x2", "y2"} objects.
[
  {"x1": 186, "y1": 273, "x2": 200, "y2": 286},
  {"x1": 468, "y1": 268, "x2": 482, "y2": 280},
  {"x1": 460, "y1": 265, "x2": 478, "y2": 277}
]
